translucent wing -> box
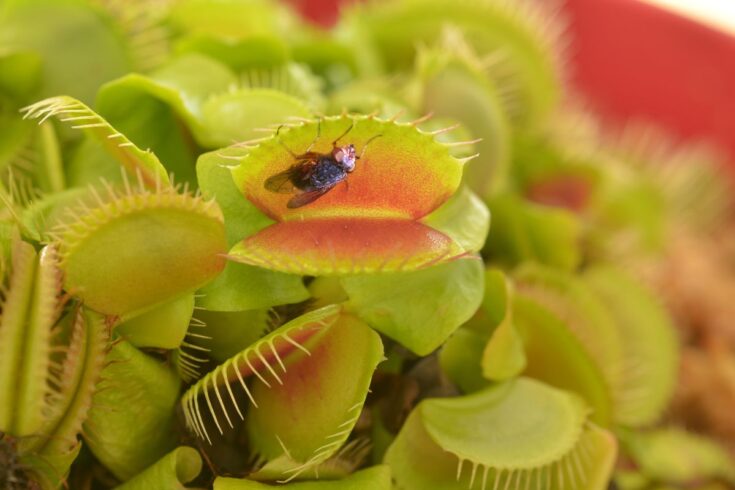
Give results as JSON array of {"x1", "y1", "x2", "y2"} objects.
[
  {"x1": 287, "y1": 185, "x2": 334, "y2": 208},
  {"x1": 264, "y1": 168, "x2": 297, "y2": 193},
  {"x1": 264, "y1": 159, "x2": 317, "y2": 194}
]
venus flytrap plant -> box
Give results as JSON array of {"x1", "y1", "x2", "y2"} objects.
[
  {"x1": 214, "y1": 464, "x2": 392, "y2": 489},
  {"x1": 616, "y1": 428, "x2": 735, "y2": 488},
  {"x1": 116, "y1": 293, "x2": 196, "y2": 349},
  {"x1": 180, "y1": 305, "x2": 384, "y2": 482},
  {"x1": 226, "y1": 114, "x2": 478, "y2": 275},
  {"x1": 114, "y1": 446, "x2": 203, "y2": 490},
  {"x1": 2, "y1": 0, "x2": 733, "y2": 488},
  {"x1": 83, "y1": 339, "x2": 182, "y2": 481},
  {"x1": 411, "y1": 29, "x2": 511, "y2": 198},
  {"x1": 95, "y1": 54, "x2": 320, "y2": 180},
  {"x1": 0, "y1": 234, "x2": 110, "y2": 488},
  {"x1": 48, "y1": 178, "x2": 226, "y2": 317},
  {"x1": 20, "y1": 96, "x2": 170, "y2": 188},
  {"x1": 385, "y1": 378, "x2": 617, "y2": 490},
  {"x1": 339, "y1": 0, "x2": 567, "y2": 129}
]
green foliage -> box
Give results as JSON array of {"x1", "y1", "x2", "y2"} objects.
[
  {"x1": 84, "y1": 340, "x2": 181, "y2": 480},
  {"x1": 115, "y1": 446, "x2": 203, "y2": 490},
  {"x1": 385, "y1": 378, "x2": 617, "y2": 490},
  {"x1": 343, "y1": 257, "x2": 484, "y2": 355},
  {"x1": 214, "y1": 465, "x2": 391, "y2": 489},
  {"x1": 0, "y1": 0, "x2": 725, "y2": 489}
]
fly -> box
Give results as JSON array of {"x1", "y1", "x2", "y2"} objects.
[{"x1": 264, "y1": 121, "x2": 381, "y2": 208}]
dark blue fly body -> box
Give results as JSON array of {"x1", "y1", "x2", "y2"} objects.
[{"x1": 308, "y1": 157, "x2": 348, "y2": 190}]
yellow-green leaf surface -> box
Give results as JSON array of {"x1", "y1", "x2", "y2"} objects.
[
  {"x1": 511, "y1": 296, "x2": 613, "y2": 426},
  {"x1": 343, "y1": 257, "x2": 484, "y2": 355},
  {"x1": 56, "y1": 185, "x2": 226, "y2": 316},
  {"x1": 246, "y1": 313, "x2": 383, "y2": 471},
  {"x1": 84, "y1": 340, "x2": 181, "y2": 480},
  {"x1": 215, "y1": 465, "x2": 391, "y2": 490},
  {"x1": 584, "y1": 266, "x2": 679, "y2": 427},
  {"x1": 385, "y1": 378, "x2": 617, "y2": 490},
  {"x1": 115, "y1": 446, "x2": 203, "y2": 490},
  {"x1": 342, "y1": 0, "x2": 565, "y2": 127},
  {"x1": 0, "y1": 0, "x2": 131, "y2": 104},
  {"x1": 0, "y1": 240, "x2": 60, "y2": 437},
  {"x1": 21, "y1": 96, "x2": 169, "y2": 188},
  {"x1": 116, "y1": 293, "x2": 195, "y2": 349}
]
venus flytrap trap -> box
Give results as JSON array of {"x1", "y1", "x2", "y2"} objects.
[
  {"x1": 0, "y1": 235, "x2": 109, "y2": 488},
  {"x1": 411, "y1": 29, "x2": 511, "y2": 198},
  {"x1": 178, "y1": 305, "x2": 386, "y2": 483},
  {"x1": 226, "y1": 114, "x2": 479, "y2": 275},
  {"x1": 2, "y1": 0, "x2": 734, "y2": 488},
  {"x1": 385, "y1": 378, "x2": 616, "y2": 490},
  {"x1": 339, "y1": 0, "x2": 567, "y2": 128}
]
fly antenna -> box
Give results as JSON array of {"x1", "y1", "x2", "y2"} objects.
[{"x1": 332, "y1": 121, "x2": 355, "y2": 148}]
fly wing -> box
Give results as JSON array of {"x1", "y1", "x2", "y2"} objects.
[
  {"x1": 264, "y1": 160, "x2": 317, "y2": 193},
  {"x1": 264, "y1": 169, "x2": 297, "y2": 193},
  {"x1": 287, "y1": 185, "x2": 334, "y2": 208}
]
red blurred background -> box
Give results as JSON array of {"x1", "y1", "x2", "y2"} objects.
[{"x1": 288, "y1": 0, "x2": 735, "y2": 174}]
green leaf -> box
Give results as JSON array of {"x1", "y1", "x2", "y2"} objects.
[
  {"x1": 187, "y1": 308, "x2": 269, "y2": 363},
  {"x1": 481, "y1": 316, "x2": 526, "y2": 381},
  {"x1": 181, "y1": 305, "x2": 383, "y2": 481},
  {"x1": 114, "y1": 446, "x2": 203, "y2": 490},
  {"x1": 196, "y1": 147, "x2": 274, "y2": 245},
  {"x1": 176, "y1": 34, "x2": 290, "y2": 71},
  {"x1": 21, "y1": 96, "x2": 170, "y2": 188},
  {"x1": 484, "y1": 192, "x2": 581, "y2": 270},
  {"x1": 96, "y1": 54, "x2": 238, "y2": 183},
  {"x1": 512, "y1": 295, "x2": 613, "y2": 426},
  {"x1": 343, "y1": 257, "x2": 484, "y2": 355},
  {"x1": 200, "y1": 89, "x2": 311, "y2": 148},
  {"x1": 198, "y1": 262, "x2": 309, "y2": 312},
  {"x1": 416, "y1": 41, "x2": 510, "y2": 197},
  {"x1": 422, "y1": 186, "x2": 490, "y2": 253},
  {"x1": 620, "y1": 429, "x2": 735, "y2": 486},
  {"x1": 56, "y1": 184, "x2": 227, "y2": 316},
  {"x1": 584, "y1": 266, "x2": 679, "y2": 427},
  {"x1": 116, "y1": 294, "x2": 195, "y2": 349},
  {"x1": 0, "y1": 0, "x2": 131, "y2": 104},
  {"x1": 84, "y1": 340, "x2": 181, "y2": 480},
  {"x1": 168, "y1": 0, "x2": 296, "y2": 40},
  {"x1": 181, "y1": 305, "x2": 342, "y2": 443},
  {"x1": 214, "y1": 465, "x2": 392, "y2": 489},
  {"x1": 65, "y1": 137, "x2": 127, "y2": 188},
  {"x1": 385, "y1": 378, "x2": 617, "y2": 490},
  {"x1": 514, "y1": 265, "x2": 625, "y2": 386},
  {"x1": 29, "y1": 307, "x2": 109, "y2": 488},
  {"x1": 341, "y1": 0, "x2": 564, "y2": 128},
  {"x1": 0, "y1": 50, "x2": 42, "y2": 101},
  {"x1": 465, "y1": 267, "x2": 510, "y2": 332},
  {"x1": 438, "y1": 327, "x2": 489, "y2": 393},
  {"x1": 246, "y1": 313, "x2": 383, "y2": 475},
  {"x1": 0, "y1": 240, "x2": 60, "y2": 436}
]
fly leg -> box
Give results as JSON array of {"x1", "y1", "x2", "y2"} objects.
[
  {"x1": 275, "y1": 124, "x2": 298, "y2": 158},
  {"x1": 305, "y1": 118, "x2": 322, "y2": 153}
]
